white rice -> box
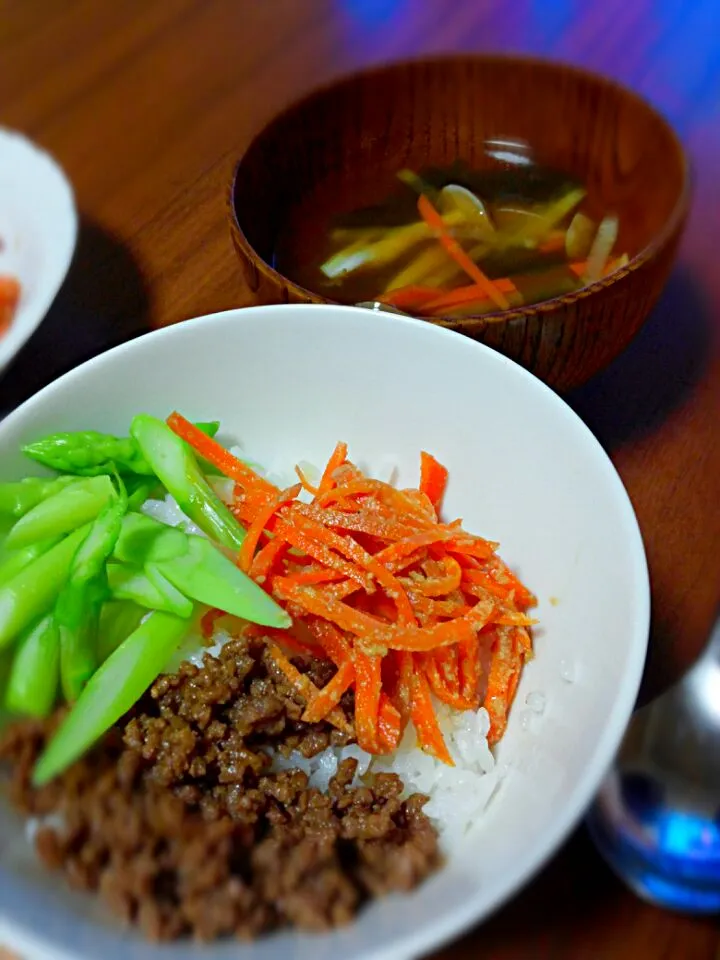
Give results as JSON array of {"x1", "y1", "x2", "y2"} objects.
[{"x1": 144, "y1": 485, "x2": 505, "y2": 852}]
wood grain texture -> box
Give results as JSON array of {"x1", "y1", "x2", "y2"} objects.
[
  {"x1": 230, "y1": 55, "x2": 689, "y2": 390},
  {"x1": 0, "y1": 1, "x2": 719, "y2": 957}
]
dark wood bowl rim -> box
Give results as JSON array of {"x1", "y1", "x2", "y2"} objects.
[{"x1": 228, "y1": 53, "x2": 691, "y2": 324}]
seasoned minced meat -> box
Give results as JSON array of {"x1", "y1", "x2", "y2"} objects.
[{"x1": 0, "y1": 635, "x2": 441, "y2": 941}]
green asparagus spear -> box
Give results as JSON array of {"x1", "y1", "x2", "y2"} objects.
[
  {"x1": 57, "y1": 484, "x2": 129, "y2": 701},
  {"x1": 5, "y1": 476, "x2": 114, "y2": 548},
  {"x1": 130, "y1": 415, "x2": 245, "y2": 551},
  {"x1": 97, "y1": 600, "x2": 146, "y2": 662},
  {"x1": 23, "y1": 421, "x2": 221, "y2": 477},
  {"x1": 33, "y1": 608, "x2": 194, "y2": 785},
  {"x1": 71, "y1": 482, "x2": 128, "y2": 583},
  {"x1": 126, "y1": 477, "x2": 160, "y2": 510},
  {"x1": 57, "y1": 581, "x2": 103, "y2": 702},
  {"x1": 156, "y1": 535, "x2": 290, "y2": 629},
  {"x1": 6, "y1": 614, "x2": 60, "y2": 718},
  {"x1": 0, "y1": 526, "x2": 90, "y2": 648},
  {"x1": 107, "y1": 563, "x2": 193, "y2": 617},
  {"x1": 0, "y1": 650, "x2": 12, "y2": 725},
  {"x1": 0, "y1": 476, "x2": 80, "y2": 519},
  {"x1": 144, "y1": 563, "x2": 195, "y2": 618},
  {"x1": 112, "y1": 512, "x2": 189, "y2": 565},
  {"x1": 0, "y1": 537, "x2": 61, "y2": 585}
]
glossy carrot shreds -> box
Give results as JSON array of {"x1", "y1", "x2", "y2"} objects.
[{"x1": 169, "y1": 418, "x2": 538, "y2": 762}]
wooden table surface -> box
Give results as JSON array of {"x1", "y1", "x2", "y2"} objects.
[{"x1": 1, "y1": 1, "x2": 719, "y2": 957}]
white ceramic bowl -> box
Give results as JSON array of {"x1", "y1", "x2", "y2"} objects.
[
  {"x1": 0, "y1": 305, "x2": 649, "y2": 960},
  {"x1": 0, "y1": 128, "x2": 78, "y2": 375}
]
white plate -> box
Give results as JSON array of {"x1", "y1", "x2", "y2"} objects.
[
  {"x1": 0, "y1": 128, "x2": 78, "y2": 375},
  {"x1": 0, "y1": 305, "x2": 649, "y2": 960}
]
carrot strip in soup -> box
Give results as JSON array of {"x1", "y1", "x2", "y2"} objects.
[
  {"x1": 377, "y1": 285, "x2": 442, "y2": 310},
  {"x1": 416, "y1": 194, "x2": 512, "y2": 310}
]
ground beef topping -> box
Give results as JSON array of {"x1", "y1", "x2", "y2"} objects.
[{"x1": 0, "y1": 634, "x2": 441, "y2": 941}]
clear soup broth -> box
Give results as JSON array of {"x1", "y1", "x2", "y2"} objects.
[{"x1": 274, "y1": 159, "x2": 627, "y2": 318}]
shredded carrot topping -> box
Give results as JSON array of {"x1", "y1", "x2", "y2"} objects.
[{"x1": 169, "y1": 419, "x2": 537, "y2": 764}]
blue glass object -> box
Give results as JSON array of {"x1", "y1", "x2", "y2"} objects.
[{"x1": 588, "y1": 770, "x2": 720, "y2": 913}]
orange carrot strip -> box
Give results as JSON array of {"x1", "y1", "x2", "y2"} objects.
[
  {"x1": 458, "y1": 634, "x2": 481, "y2": 706},
  {"x1": 394, "y1": 650, "x2": 414, "y2": 719},
  {"x1": 486, "y1": 558, "x2": 537, "y2": 609},
  {"x1": 386, "y1": 598, "x2": 494, "y2": 652},
  {"x1": 537, "y1": 231, "x2": 566, "y2": 254},
  {"x1": 277, "y1": 578, "x2": 491, "y2": 653},
  {"x1": 249, "y1": 536, "x2": 288, "y2": 582},
  {"x1": 446, "y1": 536, "x2": 497, "y2": 561},
  {"x1": 375, "y1": 529, "x2": 465, "y2": 567},
  {"x1": 316, "y1": 442, "x2": 348, "y2": 497},
  {"x1": 306, "y1": 620, "x2": 353, "y2": 665},
  {"x1": 0, "y1": 276, "x2": 21, "y2": 304},
  {"x1": 462, "y1": 568, "x2": 513, "y2": 600},
  {"x1": 421, "y1": 279, "x2": 516, "y2": 314},
  {"x1": 284, "y1": 510, "x2": 415, "y2": 624},
  {"x1": 273, "y1": 519, "x2": 374, "y2": 592},
  {"x1": 412, "y1": 596, "x2": 471, "y2": 621},
  {"x1": 493, "y1": 610, "x2": 538, "y2": 627},
  {"x1": 515, "y1": 626, "x2": 534, "y2": 657},
  {"x1": 410, "y1": 556, "x2": 463, "y2": 597},
  {"x1": 417, "y1": 193, "x2": 512, "y2": 310},
  {"x1": 410, "y1": 659, "x2": 454, "y2": 765},
  {"x1": 354, "y1": 648, "x2": 383, "y2": 753},
  {"x1": 317, "y1": 479, "x2": 435, "y2": 525},
  {"x1": 290, "y1": 567, "x2": 345, "y2": 586},
  {"x1": 273, "y1": 578, "x2": 390, "y2": 641},
  {"x1": 302, "y1": 660, "x2": 355, "y2": 723},
  {"x1": 419, "y1": 451, "x2": 449, "y2": 513},
  {"x1": 0, "y1": 275, "x2": 21, "y2": 333},
  {"x1": 484, "y1": 627, "x2": 523, "y2": 745},
  {"x1": 327, "y1": 548, "x2": 430, "y2": 602},
  {"x1": 423, "y1": 654, "x2": 476, "y2": 711},
  {"x1": 568, "y1": 258, "x2": 625, "y2": 281},
  {"x1": 237, "y1": 483, "x2": 301, "y2": 573},
  {"x1": 267, "y1": 644, "x2": 353, "y2": 735},
  {"x1": 294, "y1": 502, "x2": 423, "y2": 543},
  {"x1": 378, "y1": 696, "x2": 403, "y2": 751},
  {"x1": 250, "y1": 624, "x2": 320, "y2": 657},
  {"x1": 377, "y1": 285, "x2": 443, "y2": 310},
  {"x1": 436, "y1": 645, "x2": 460, "y2": 693},
  {"x1": 294, "y1": 463, "x2": 319, "y2": 495},
  {"x1": 167, "y1": 412, "x2": 277, "y2": 499},
  {"x1": 200, "y1": 607, "x2": 224, "y2": 640}
]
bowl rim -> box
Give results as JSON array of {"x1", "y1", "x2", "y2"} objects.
[
  {"x1": 0, "y1": 304, "x2": 651, "y2": 960},
  {"x1": 228, "y1": 52, "x2": 691, "y2": 325},
  {"x1": 0, "y1": 126, "x2": 78, "y2": 373}
]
